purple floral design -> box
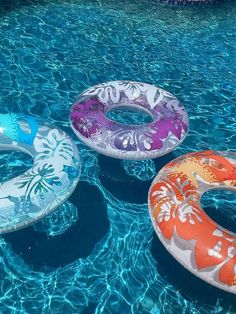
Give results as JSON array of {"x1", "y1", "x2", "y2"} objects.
[
  {"x1": 111, "y1": 99, "x2": 188, "y2": 152},
  {"x1": 148, "y1": 99, "x2": 188, "y2": 150},
  {"x1": 112, "y1": 127, "x2": 153, "y2": 151},
  {"x1": 70, "y1": 81, "x2": 189, "y2": 158},
  {"x1": 71, "y1": 98, "x2": 110, "y2": 138}
]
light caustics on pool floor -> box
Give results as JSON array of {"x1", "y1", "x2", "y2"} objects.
[
  {"x1": 0, "y1": 0, "x2": 235, "y2": 313},
  {"x1": 2, "y1": 143, "x2": 236, "y2": 314},
  {"x1": 160, "y1": 0, "x2": 217, "y2": 4}
]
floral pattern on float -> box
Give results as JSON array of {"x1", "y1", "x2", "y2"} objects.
[
  {"x1": 148, "y1": 150, "x2": 236, "y2": 294},
  {"x1": 70, "y1": 81, "x2": 189, "y2": 160},
  {"x1": 0, "y1": 113, "x2": 80, "y2": 234}
]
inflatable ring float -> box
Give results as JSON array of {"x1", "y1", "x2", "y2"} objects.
[
  {"x1": 148, "y1": 150, "x2": 236, "y2": 294},
  {"x1": 0, "y1": 113, "x2": 80, "y2": 234},
  {"x1": 70, "y1": 81, "x2": 189, "y2": 160}
]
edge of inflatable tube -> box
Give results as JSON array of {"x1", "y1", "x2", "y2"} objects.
[
  {"x1": 148, "y1": 198, "x2": 236, "y2": 294},
  {"x1": 70, "y1": 80, "x2": 189, "y2": 160},
  {"x1": 69, "y1": 117, "x2": 189, "y2": 161},
  {"x1": 0, "y1": 179, "x2": 79, "y2": 235},
  {"x1": 0, "y1": 116, "x2": 81, "y2": 235},
  {"x1": 147, "y1": 152, "x2": 236, "y2": 295}
]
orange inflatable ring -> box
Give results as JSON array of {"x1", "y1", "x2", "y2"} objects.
[{"x1": 148, "y1": 150, "x2": 236, "y2": 294}]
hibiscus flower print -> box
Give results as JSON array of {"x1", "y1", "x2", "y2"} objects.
[
  {"x1": 112, "y1": 126, "x2": 154, "y2": 152},
  {"x1": 16, "y1": 163, "x2": 61, "y2": 203},
  {"x1": 74, "y1": 117, "x2": 101, "y2": 138},
  {"x1": 35, "y1": 129, "x2": 74, "y2": 162},
  {"x1": 150, "y1": 176, "x2": 202, "y2": 240}
]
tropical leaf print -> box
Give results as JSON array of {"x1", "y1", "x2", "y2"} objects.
[
  {"x1": 117, "y1": 81, "x2": 145, "y2": 100},
  {"x1": 16, "y1": 163, "x2": 61, "y2": 201},
  {"x1": 35, "y1": 129, "x2": 74, "y2": 163},
  {"x1": 146, "y1": 86, "x2": 176, "y2": 110},
  {"x1": 83, "y1": 82, "x2": 121, "y2": 103}
]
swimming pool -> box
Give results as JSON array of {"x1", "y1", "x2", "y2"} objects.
[{"x1": 0, "y1": 0, "x2": 235, "y2": 313}]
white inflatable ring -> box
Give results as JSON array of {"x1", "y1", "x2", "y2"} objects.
[
  {"x1": 0, "y1": 113, "x2": 80, "y2": 234},
  {"x1": 70, "y1": 81, "x2": 189, "y2": 160}
]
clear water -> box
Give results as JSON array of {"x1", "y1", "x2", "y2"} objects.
[
  {"x1": 0, "y1": 0, "x2": 236, "y2": 313},
  {"x1": 106, "y1": 106, "x2": 153, "y2": 125}
]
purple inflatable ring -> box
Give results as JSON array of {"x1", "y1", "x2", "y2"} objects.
[{"x1": 70, "y1": 81, "x2": 189, "y2": 160}]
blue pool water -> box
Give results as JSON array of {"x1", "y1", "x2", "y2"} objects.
[{"x1": 0, "y1": 0, "x2": 236, "y2": 313}]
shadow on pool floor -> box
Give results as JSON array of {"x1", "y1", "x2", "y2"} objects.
[
  {"x1": 98, "y1": 152, "x2": 176, "y2": 204},
  {"x1": 3, "y1": 181, "x2": 109, "y2": 271}
]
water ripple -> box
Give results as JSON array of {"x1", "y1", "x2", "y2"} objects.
[{"x1": 0, "y1": 0, "x2": 235, "y2": 313}]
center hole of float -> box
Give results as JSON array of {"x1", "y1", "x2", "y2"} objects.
[
  {"x1": 200, "y1": 189, "x2": 236, "y2": 234},
  {"x1": 0, "y1": 150, "x2": 33, "y2": 182},
  {"x1": 106, "y1": 105, "x2": 153, "y2": 126}
]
